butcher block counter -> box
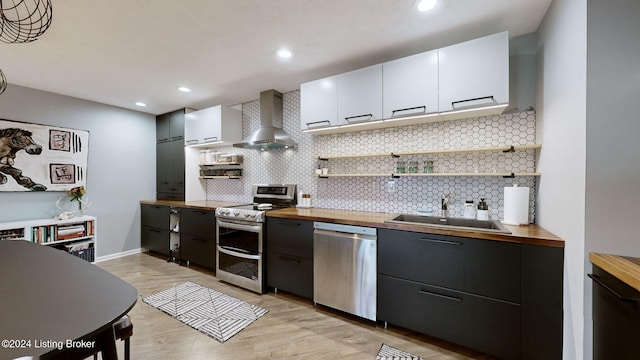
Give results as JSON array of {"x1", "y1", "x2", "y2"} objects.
[
  {"x1": 590, "y1": 253, "x2": 640, "y2": 291},
  {"x1": 267, "y1": 207, "x2": 564, "y2": 248},
  {"x1": 140, "y1": 199, "x2": 248, "y2": 210}
]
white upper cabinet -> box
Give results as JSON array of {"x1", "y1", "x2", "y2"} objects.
[
  {"x1": 300, "y1": 76, "x2": 338, "y2": 130},
  {"x1": 382, "y1": 49, "x2": 439, "y2": 119},
  {"x1": 184, "y1": 105, "x2": 242, "y2": 147},
  {"x1": 438, "y1": 31, "x2": 509, "y2": 112},
  {"x1": 337, "y1": 64, "x2": 383, "y2": 125}
]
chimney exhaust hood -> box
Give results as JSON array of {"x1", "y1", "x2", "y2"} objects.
[{"x1": 233, "y1": 89, "x2": 297, "y2": 150}]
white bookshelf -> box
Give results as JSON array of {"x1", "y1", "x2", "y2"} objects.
[{"x1": 0, "y1": 215, "x2": 97, "y2": 263}]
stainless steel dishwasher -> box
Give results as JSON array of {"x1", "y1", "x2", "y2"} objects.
[{"x1": 313, "y1": 222, "x2": 377, "y2": 321}]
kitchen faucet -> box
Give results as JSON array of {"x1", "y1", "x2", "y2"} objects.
[{"x1": 441, "y1": 192, "x2": 450, "y2": 217}]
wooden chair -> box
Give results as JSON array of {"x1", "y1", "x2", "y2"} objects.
[{"x1": 92, "y1": 315, "x2": 133, "y2": 360}]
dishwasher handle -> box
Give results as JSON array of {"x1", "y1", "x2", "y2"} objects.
[
  {"x1": 313, "y1": 222, "x2": 377, "y2": 237},
  {"x1": 313, "y1": 228, "x2": 377, "y2": 242}
]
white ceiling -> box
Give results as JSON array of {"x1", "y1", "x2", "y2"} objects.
[{"x1": 1, "y1": 0, "x2": 552, "y2": 115}]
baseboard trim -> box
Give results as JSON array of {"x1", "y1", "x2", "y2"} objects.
[{"x1": 96, "y1": 247, "x2": 143, "y2": 263}]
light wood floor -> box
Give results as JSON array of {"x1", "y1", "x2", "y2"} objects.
[{"x1": 97, "y1": 252, "x2": 496, "y2": 360}]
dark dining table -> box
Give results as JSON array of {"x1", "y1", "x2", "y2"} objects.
[{"x1": 0, "y1": 240, "x2": 137, "y2": 360}]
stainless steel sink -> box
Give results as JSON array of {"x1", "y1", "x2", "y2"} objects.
[{"x1": 385, "y1": 214, "x2": 512, "y2": 234}]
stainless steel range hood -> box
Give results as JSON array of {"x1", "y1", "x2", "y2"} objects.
[{"x1": 233, "y1": 89, "x2": 297, "y2": 150}]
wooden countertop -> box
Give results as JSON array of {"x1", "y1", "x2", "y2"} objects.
[
  {"x1": 140, "y1": 200, "x2": 248, "y2": 210},
  {"x1": 267, "y1": 207, "x2": 564, "y2": 248},
  {"x1": 590, "y1": 253, "x2": 640, "y2": 292}
]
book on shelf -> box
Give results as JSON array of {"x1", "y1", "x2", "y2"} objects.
[
  {"x1": 0, "y1": 228, "x2": 25, "y2": 240},
  {"x1": 56, "y1": 222, "x2": 87, "y2": 241}
]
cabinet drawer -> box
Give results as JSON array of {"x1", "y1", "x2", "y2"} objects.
[
  {"x1": 377, "y1": 274, "x2": 463, "y2": 344},
  {"x1": 141, "y1": 226, "x2": 170, "y2": 256},
  {"x1": 180, "y1": 208, "x2": 215, "y2": 238},
  {"x1": 378, "y1": 229, "x2": 464, "y2": 290},
  {"x1": 465, "y1": 238, "x2": 521, "y2": 303},
  {"x1": 141, "y1": 204, "x2": 170, "y2": 229},
  {"x1": 266, "y1": 218, "x2": 313, "y2": 258},
  {"x1": 266, "y1": 251, "x2": 313, "y2": 299},
  {"x1": 156, "y1": 192, "x2": 185, "y2": 201},
  {"x1": 378, "y1": 274, "x2": 521, "y2": 360},
  {"x1": 460, "y1": 289, "x2": 521, "y2": 360},
  {"x1": 181, "y1": 234, "x2": 215, "y2": 269},
  {"x1": 379, "y1": 228, "x2": 521, "y2": 302},
  {"x1": 157, "y1": 184, "x2": 184, "y2": 194}
]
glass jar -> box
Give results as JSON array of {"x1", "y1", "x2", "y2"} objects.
[
  {"x1": 423, "y1": 160, "x2": 434, "y2": 173},
  {"x1": 408, "y1": 160, "x2": 419, "y2": 173},
  {"x1": 395, "y1": 161, "x2": 406, "y2": 174}
]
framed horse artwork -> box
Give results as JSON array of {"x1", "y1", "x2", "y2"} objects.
[{"x1": 0, "y1": 119, "x2": 89, "y2": 192}]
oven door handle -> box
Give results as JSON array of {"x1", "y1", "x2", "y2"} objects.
[
  {"x1": 217, "y1": 219, "x2": 262, "y2": 233},
  {"x1": 218, "y1": 245, "x2": 261, "y2": 260}
]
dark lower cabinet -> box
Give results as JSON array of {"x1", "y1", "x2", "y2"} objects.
[
  {"x1": 267, "y1": 251, "x2": 313, "y2": 298},
  {"x1": 591, "y1": 265, "x2": 640, "y2": 360},
  {"x1": 181, "y1": 234, "x2": 214, "y2": 269},
  {"x1": 141, "y1": 204, "x2": 170, "y2": 256},
  {"x1": 378, "y1": 275, "x2": 464, "y2": 344},
  {"x1": 141, "y1": 227, "x2": 170, "y2": 256},
  {"x1": 179, "y1": 208, "x2": 215, "y2": 269},
  {"x1": 521, "y1": 244, "x2": 564, "y2": 360},
  {"x1": 377, "y1": 228, "x2": 563, "y2": 360},
  {"x1": 266, "y1": 218, "x2": 314, "y2": 299},
  {"x1": 378, "y1": 275, "x2": 520, "y2": 360}
]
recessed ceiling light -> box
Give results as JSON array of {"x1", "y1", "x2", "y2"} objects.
[
  {"x1": 276, "y1": 48, "x2": 293, "y2": 59},
  {"x1": 178, "y1": 86, "x2": 191, "y2": 92},
  {"x1": 417, "y1": 0, "x2": 437, "y2": 12},
  {"x1": 135, "y1": 102, "x2": 147, "y2": 107}
]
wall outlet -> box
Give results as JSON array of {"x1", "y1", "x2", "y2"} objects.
[{"x1": 387, "y1": 180, "x2": 396, "y2": 193}]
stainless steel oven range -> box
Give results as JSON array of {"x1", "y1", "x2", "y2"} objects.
[{"x1": 215, "y1": 184, "x2": 296, "y2": 293}]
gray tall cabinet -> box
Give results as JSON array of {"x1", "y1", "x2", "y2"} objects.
[{"x1": 156, "y1": 109, "x2": 185, "y2": 201}]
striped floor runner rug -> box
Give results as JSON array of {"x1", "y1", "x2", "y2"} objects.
[
  {"x1": 143, "y1": 281, "x2": 268, "y2": 343},
  {"x1": 376, "y1": 344, "x2": 424, "y2": 360}
]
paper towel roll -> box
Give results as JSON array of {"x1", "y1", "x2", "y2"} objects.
[{"x1": 503, "y1": 185, "x2": 529, "y2": 225}]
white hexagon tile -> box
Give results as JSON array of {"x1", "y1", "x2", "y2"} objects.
[{"x1": 207, "y1": 90, "x2": 539, "y2": 223}]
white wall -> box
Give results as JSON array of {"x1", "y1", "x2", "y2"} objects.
[
  {"x1": 585, "y1": 1, "x2": 640, "y2": 359},
  {"x1": 536, "y1": 0, "x2": 587, "y2": 359},
  {"x1": 0, "y1": 85, "x2": 156, "y2": 258}
]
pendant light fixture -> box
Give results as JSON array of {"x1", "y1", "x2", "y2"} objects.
[
  {"x1": 0, "y1": 68, "x2": 7, "y2": 95},
  {"x1": 0, "y1": 0, "x2": 53, "y2": 43}
]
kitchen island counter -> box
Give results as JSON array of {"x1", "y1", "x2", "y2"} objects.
[
  {"x1": 590, "y1": 253, "x2": 640, "y2": 291},
  {"x1": 267, "y1": 207, "x2": 564, "y2": 248}
]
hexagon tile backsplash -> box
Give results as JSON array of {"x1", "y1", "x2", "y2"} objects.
[{"x1": 207, "y1": 90, "x2": 538, "y2": 223}]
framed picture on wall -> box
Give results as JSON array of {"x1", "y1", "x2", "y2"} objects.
[{"x1": 0, "y1": 119, "x2": 89, "y2": 192}]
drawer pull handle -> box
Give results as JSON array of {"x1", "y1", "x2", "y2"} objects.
[
  {"x1": 344, "y1": 114, "x2": 373, "y2": 123},
  {"x1": 305, "y1": 120, "x2": 332, "y2": 129},
  {"x1": 418, "y1": 289, "x2": 462, "y2": 302},
  {"x1": 391, "y1": 105, "x2": 426, "y2": 117},
  {"x1": 588, "y1": 274, "x2": 640, "y2": 302},
  {"x1": 420, "y1": 238, "x2": 462, "y2": 246},
  {"x1": 451, "y1": 95, "x2": 495, "y2": 108},
  {"x1": 279, "y1": 255, "x2": 301, "y2": 264}
]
